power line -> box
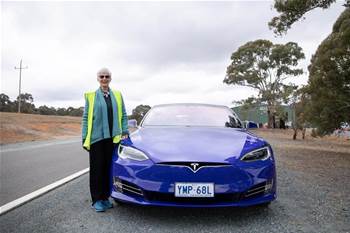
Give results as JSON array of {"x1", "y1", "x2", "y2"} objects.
[{"x1": 14, "y1": 59, "x2": 28, "y2": 113}]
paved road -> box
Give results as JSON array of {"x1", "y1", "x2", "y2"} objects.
[
  {"x1": 1, "y1": 139, "x2": 349, "y2": 232},
  {"x1": 0, "y1": 167, "x2": 348, "y2": 233},
  {"x1": 0, "y1": 135, "x2": 349, "y2": 232},
  {"x1": 0, "y1": 138, "x2": 88, "y2": 205}
]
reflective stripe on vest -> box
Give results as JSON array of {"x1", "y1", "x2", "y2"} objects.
[{"x1": 83, "y1": 90, "x2": 123, "y2": 150}]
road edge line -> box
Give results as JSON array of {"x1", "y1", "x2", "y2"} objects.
[{"x1": 0, "y1": 167, "x2": 89, "y2": 216}]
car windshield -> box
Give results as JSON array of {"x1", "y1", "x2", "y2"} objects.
[{"x1": 142, "y1": 104, "x2": 242, "y2": 128}]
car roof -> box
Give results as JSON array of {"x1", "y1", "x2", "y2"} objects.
[{"x1": 152, "y1": 103, "x2": 229, "y2": 109}]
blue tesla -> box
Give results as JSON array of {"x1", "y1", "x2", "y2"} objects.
[{"x1": 111, "y1": 103, "x2": 276, "y2": 207}]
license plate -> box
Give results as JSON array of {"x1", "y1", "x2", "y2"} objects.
[{"x1": 175, "y1": 182, "x2": 214, "y2": 197}]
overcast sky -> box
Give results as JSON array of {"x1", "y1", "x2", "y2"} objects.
[{"x1": 1, "y1": 1, "x2": 345, "y2": 114}]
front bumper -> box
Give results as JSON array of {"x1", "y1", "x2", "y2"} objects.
[{"x1": 111, "y1": 157, "x2": 277, "y2": 207}]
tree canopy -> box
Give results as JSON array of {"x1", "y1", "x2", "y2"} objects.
[
  {"x1": 17, "y1": 93, "x2": 35, "y2": 113},
  {"x1": 129, "y1": 104, "x2": 151, "y2": 124},
  {"x1": 0, "y1": 93, "x2": 84, "y2": 116},
  {"x1": 268, "y1": 0, "x2": 349, "y2": 35},
  {"x1": 0, "y1": 94, "x2": 14, "y2": 112},
  {"x1": 224, "y1": 39, "x2": 305, "y2": 127},
  {"x1": 305, "y1": 8, "x2": 350, "y2": 134}
]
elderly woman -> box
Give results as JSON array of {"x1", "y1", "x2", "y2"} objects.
[{"x1": 82, "y1": 68, "x2": 129, "y2": 212}]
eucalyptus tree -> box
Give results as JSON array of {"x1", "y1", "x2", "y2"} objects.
[
  {"x1": 270, "y1": 1, "x2": 350, "y2": 134},
  {"x1": 269, "y1": 0, "x2": 349, "y2": 35},
  {"x1": 129, "y1": 104, "x2": 151, "y2": 124},
  {"x1": 224, "y1": 39, "x2": 304, "y2": 128},
  {"x1": 306, "y1": 8, "x2": 350, "y2": 134}
]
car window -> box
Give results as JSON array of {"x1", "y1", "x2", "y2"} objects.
[{"x1": 142, "y1": 105, "x2": 242, "y2": 128}]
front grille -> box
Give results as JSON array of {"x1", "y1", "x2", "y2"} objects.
[
  {"x1": 157, "y1": 162, "x2": 231, "y2": 167},
  {"x1": 113, "y1": 178, "x2": 143, "y2": 197},
  {"x1": 157, "y1": 162, "x2": 231, "y2": 173},
  {"x1": 144, "y1": 191, "x2": 242, "y2": 204}
]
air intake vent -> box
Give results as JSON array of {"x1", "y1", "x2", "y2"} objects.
[
  {"x1": 113, "y1": 177, "x2": 143, "y2": 197},
  {"x1": 144, "y1": 191, "x2": 242, "y2": 204},
  {"x1": 244, "y1": 180, "x2": 273, "y2": 199}
]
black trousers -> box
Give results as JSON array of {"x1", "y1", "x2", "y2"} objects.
[{"x1": 89, "y1": 138, "x2": 116, "y2": 204}]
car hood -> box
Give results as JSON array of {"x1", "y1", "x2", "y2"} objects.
[{"x1": 128, "y1": 127, "x2": 267, "y2": 164}]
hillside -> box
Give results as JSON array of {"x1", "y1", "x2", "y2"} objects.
[{"x1": 0, "y1": 112, "x2": 81, "y2": 144}]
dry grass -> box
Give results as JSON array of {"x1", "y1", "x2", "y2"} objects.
[
  {"x1": 252, "y1": 128, "x2": 350, "y2": 188},
  {"x1": 253, "y1": 128, "x2": 350, "y2": 174},
  {"x1": 251, "y1": 129, "x2": 350, "y2": 153},
  {"x1": 0, "y1": 112, "x2": 81, "y2": 144}
]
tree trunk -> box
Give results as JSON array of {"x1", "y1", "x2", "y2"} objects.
[
  {"x1": 267, "y1": 106, "x2": 274, "y2": 128},
  {"x1": 302, "y1": 128, "x2": 306, "y2": 140},
  {"x1": 293, "y1": 128, "x2": 297, "y2": 140}
]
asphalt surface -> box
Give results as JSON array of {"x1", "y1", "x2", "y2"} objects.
[
  {"x1": 0, "y1": 138, "x2": 88, "y2": 205},
  {"x1": 1, "y1": 137, "x2": 349, "y2": 233}
]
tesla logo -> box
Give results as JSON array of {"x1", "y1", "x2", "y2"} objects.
[{"x1": 190, "y1": 163, "x2": 200, "y2": 172}]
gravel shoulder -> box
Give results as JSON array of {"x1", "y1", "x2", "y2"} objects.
[{"x1": 0, "y1": 129, "x2": 349, "y2": 233}]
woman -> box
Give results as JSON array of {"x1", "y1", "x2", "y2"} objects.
[{"x1": 82, "y1": 68, "x2": 129, "y2": 212}]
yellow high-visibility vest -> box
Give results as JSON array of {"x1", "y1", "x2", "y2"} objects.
[{"x1": 83, "y1": 90, "x2": 123, "y2": 150}]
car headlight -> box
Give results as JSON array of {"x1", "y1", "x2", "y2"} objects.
[
  {"x1": 118, "y1": 146, "x2": 149, "y2": 161},
  {"x1": 241, "y1": 146, "x2": 271, "y2": 162}
]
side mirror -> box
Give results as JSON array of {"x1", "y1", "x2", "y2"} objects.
[{"x1": 128, "y1": 119, "x2": 137, "y2": 128}]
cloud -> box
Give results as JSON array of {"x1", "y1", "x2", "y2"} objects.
[{"x1": 1, "y1": 1, "x2": 345, "y2": 114}]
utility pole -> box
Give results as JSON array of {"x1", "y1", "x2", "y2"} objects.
[{"x1": 14, "y1": 59, "x2": 28, "y2": 113}]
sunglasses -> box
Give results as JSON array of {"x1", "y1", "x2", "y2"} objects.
[{"x1": 99, "y1": 75, "x2": 110, "y2": 79}]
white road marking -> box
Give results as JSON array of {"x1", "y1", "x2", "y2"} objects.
[{"x1": 0, "y1": 167, "x2": 89, "y2": 215}]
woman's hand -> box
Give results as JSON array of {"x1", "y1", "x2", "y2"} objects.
[{"x1": 82, "y1": 139, "x2": 89, "y2": 152}]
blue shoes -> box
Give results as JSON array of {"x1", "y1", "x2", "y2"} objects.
[
  {"x1": 92, "y1": 201, "x2": 106, "y2": 212},
  {"x1": 92, "y1": 200, "x2": 113, "y2": 212},
  {"x1": 102, "y1": 200, "x2": 113, "y2": 209}
]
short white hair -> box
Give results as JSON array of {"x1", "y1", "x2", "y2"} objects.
[{"x1": 97, "y1": 67, "x2": 112, "y2": 77}]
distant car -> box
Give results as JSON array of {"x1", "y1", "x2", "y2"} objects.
[
  {"x1": 285, "y1": 121, "x2": 292, "y2": 128},
  {"x1": 243, "y1": 120, "x2": 258, "y2": 129},
  {"x1": 111, "y1": 103, "x2": 276, "y2": 207}
]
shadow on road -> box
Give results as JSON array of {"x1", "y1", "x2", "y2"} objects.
[{"x1": 112, "y1": 202, "x2": 275, "y2": 222}]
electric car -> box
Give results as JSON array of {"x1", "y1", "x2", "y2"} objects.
[{"x1": 111, "y1": 103, "x2": 276, "y2": 207}]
